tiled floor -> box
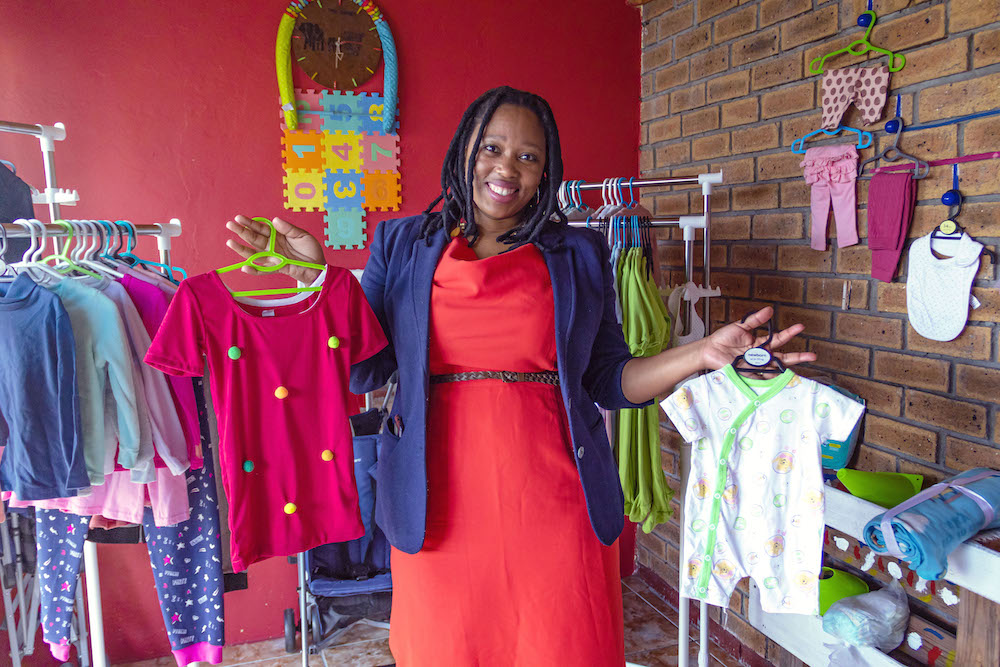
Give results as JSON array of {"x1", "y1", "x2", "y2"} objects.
[
  {"x1": 622, "y1": 574, "x2": 739, "y2": 667},
  {"x1": 119, "y1": 577, "x2": 736, "y2": 667}
]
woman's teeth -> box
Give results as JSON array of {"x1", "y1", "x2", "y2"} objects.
[{"x1": 488, "y1": 183, "x2": 516, "y2": 196}]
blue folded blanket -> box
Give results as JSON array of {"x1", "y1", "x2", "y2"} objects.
[{"x1": 862, "y1": 467, "x2": 1000, "y2": 581}]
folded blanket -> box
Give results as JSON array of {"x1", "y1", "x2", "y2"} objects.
[{"x1": 862, "y1": 467, "x2": 1000, "y2": 580}]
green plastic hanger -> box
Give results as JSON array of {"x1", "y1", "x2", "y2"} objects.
[
  {"x1": 216, "y1": 216, "x2": 326, "y2": 297},
  {"x1": 807, "y1": 10, "x2": 905, "y2": 75},
  {"x1": 39, "y1": 220, "x2": 103, "y2": 279}
]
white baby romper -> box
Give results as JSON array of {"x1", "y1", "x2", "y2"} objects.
[
  {"x1": 906, "y1": 232, "x2": 984, "y2": 342},
  {"x1": 662, "y1": 366, "x2": 864, "y2": 614}
]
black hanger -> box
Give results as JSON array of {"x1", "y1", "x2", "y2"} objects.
[
  {"x1": 733, "y1": 312, "x2": 787, "y2": 376},
  {"x1": 932, "y1": 179, "x2": 997, "y2": 264}
]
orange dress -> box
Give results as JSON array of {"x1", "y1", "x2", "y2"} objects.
[{"x1": 388, "y1": 236, "x2": 625, "y2": 666}]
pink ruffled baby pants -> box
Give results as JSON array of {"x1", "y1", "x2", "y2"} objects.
[{"x1": 800, "y1": 145, "x2": 859, "y2": 251}]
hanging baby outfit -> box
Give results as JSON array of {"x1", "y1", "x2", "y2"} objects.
[
  {"x1": 821, "y1": 66, "x2": 890, "y2": 130},
  {"x1": 906, "y1": 233, "x2": 984, "y2": 342},
  {"x1": 145, "y1": 266, "x2": 387, "y2": 571},
  {"x1": 800, "y1": 145, "x2": 859, "y2": 251},
  {"x1": 662, "y1": 366, "x2": 865, "y2": 615}
]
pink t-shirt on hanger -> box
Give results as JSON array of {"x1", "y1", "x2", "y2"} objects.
[{"x1": 145, "y1": 266, "x2": 387, "y2": 571}]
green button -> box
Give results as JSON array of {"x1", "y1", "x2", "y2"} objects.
[
  {"x1": 327, "y1": 336, "x2": 341, "y2": 349},
  {"x1": 228, "y1": 346, "x2": 242, "y2": 360},
  {"x1": 243, "y1": 460, "x2": 254, "y2": 473}
]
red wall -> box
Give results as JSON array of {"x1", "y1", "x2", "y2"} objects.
[{"x1": 1, "y1": 1, "x2": 639, "y2": 663}]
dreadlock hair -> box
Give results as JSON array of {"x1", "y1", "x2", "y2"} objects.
[{"x1": 417, "y1": 86, "x2": 568, "y2": 251}]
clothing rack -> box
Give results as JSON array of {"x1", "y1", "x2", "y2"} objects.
[
  {"x1": 1, "y1": 219, "x2": 183, "y2": 667},
  {"x1": 566, "y1": 171, "x2": 723, "y2": 667},
  {"x1": 0, "y1": 120, "x2": 72, "y2": 223},
  {"x1": 567, "y1": 172, "x2": 722, "y2": 338}
]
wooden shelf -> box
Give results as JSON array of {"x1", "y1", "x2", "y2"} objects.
[{"x1": 747, "y1": 486, "x2": 1000, "y2": 665}]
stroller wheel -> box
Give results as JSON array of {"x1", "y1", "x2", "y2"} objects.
[
  {"x1": 311, "y1": 605, "x2": 324, "y2": 647},
  {"x1": 283, "y1": 608, "x2": 297, "y2": 653}
]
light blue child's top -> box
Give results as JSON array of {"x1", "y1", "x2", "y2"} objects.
[{"x1": 44, "y1": 278, "x2": 141, "y2": 484}]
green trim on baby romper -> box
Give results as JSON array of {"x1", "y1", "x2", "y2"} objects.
[{"x1": 693, "y1": 364, "x2": 795, "y2": 598}]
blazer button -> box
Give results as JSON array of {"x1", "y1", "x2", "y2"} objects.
[{"x1": 577, "y1": 447, "x2": 585, "y2": 458}]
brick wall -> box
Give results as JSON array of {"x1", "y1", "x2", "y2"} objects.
[{"x1": 638, "y1": 0, "x2": 1000, "y2": 663}]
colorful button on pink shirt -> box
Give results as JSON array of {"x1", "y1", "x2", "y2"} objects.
[{"x1": 145, "y1": 267, "x2": 387, "y2": 571}]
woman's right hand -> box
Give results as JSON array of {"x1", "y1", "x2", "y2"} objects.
[{"x1": 225, "y1": 215, "x2": 326, "y2": 284}]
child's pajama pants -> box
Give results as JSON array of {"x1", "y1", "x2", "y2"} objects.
[
  {"x1": 37, "y1": 379, "x2": 224, "y2": 666},
  {"x1": 868, "y1": 171, "x2": 917, "y2": 282}
]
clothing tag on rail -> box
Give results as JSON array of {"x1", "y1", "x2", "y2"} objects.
[{"x1": 970, "y1": 295, "x2": 981, "y2": 310}]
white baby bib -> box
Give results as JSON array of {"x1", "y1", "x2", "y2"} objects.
[{"x1": 906, "y1": 233, "x2": 983, "y2": 342}]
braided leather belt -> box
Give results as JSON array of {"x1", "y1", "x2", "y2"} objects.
[{"x1": 430, "y1": 370, "x2": 560, "y2": 386}]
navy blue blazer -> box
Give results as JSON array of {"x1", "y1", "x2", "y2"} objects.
[{"x1": 350, "y1": 215, "x2": 651, "y2": 554}]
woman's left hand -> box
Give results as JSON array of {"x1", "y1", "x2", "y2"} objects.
[{"x1": 699, "y1": 306, "x2": 816, "y2": 371}]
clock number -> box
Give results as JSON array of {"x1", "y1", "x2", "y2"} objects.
[
  {"x1": 294, "y1": 183, "x2": 317, "y2": 200},
  {"x1": 291, "y1": 144, "x2": 316, "y2": 160},
  {"x1": 329, "y1": 143, "x2": 352, "y2": 162},
  {"x1": 333, "y1": 181, "x2": 357, "y2": 199},
  {"x1": 370, "y1": 143, "x2": 393, "y2": 162},
  {"x1": 368, "y1": 104, "x2": 384, "y2": 121}
]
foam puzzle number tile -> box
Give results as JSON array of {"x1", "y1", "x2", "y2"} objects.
[
  {"x1": 324, "y1": 170, "x2": 365, "y2": 208},
  {"x1": 283, "y1": 170, "x2": 327, "y2": 212},
  {"x1": 324, "y1": 208, "x2": 367, "y2": 250},
  {"x1": 361, "y1": 171, "x2": 401, "y2": 211},
  {"x1": 281, "y1": 130, "x2": 325, "y2": 171},
  {"x1": 322, "y1": 131, "x2": 363, "y2": 171},
  {"x1": 280, "y1": 89, "x2": 325, "y2": 131},
  {"x1": 361, "y1": 133, "x2": 400, "y2": 171},
  {"x1": 320, "y1": 90, "x2": 365, "y2": 134}
]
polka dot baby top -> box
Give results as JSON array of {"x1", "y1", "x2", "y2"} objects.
[{"x1": 145, "y1": 267, "x2": 387, "y2": 571}]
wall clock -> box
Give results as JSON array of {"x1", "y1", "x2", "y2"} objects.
[{"x1": 292, "y1": 1, "x2": 383, "y2": 90}]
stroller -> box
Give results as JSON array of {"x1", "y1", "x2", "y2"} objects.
[{"x1": 284, "y1": 376, "x2": 396, "y2": 666}]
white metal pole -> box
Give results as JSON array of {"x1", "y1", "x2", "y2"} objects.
[
  {"x1": 298, "y1": 554, "x2": 309, "y2": 667},
  {"x1": 699, "y1": 600, "x2": 709, "y2": 666},
  {"x1": 83, "y1": 540, "x2": 105, "y2": 667}
]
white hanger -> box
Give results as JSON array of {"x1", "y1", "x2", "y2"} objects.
[
  {"x1": 0, "y1": 224, "x2": 15, "y2": 282},
  {"x1": 9, "y1": 219, "x2": 65, "y2": 284},
  {"x1": 76, "y1": 220, "x2": 124, "y2": 278}
]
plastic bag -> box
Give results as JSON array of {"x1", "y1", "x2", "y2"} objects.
[{"x1": 822, "y1": 578, "x2": 909, "y2": 652}]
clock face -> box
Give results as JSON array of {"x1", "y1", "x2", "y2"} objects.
[{"x1": 292, "y1": 2, "x2": 383, "y2": 90}]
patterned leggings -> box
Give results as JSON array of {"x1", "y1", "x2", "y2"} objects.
[{"x1": 37, "y1": 380, "x2": 224, "y2": 666}]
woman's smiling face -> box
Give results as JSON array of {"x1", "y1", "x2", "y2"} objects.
[{"x1": 466, "y1": 103, "x2": 546, "y2": 231}]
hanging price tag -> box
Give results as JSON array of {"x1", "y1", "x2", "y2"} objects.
[{"x1": 743, "y1": 347, "x2": 772, "y2": 367}]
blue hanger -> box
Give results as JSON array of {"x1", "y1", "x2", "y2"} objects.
[
  {"x1": 791, "y1": 126, "x2": 873, "y2": 154},
  {"x1": 115, "y1": 220, "x2": 188, "y2": 283}
]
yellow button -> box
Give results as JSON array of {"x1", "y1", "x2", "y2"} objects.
[
  {"x1": 321, "y1": 450, "x2": 334, "y2": 462},
  {"x1": 327, "y1": 336, "x2": 340, "y2": 349},
  {"x1": 284, "y1": 502, "x2": 297, "y2": 515},
  {"x1": 275, "y1": 386, "x2": 289, "y2": 399}
]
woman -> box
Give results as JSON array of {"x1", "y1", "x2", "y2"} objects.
[{"x1": 226, "y1": 86, "x2": 815, "y2": 665}]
